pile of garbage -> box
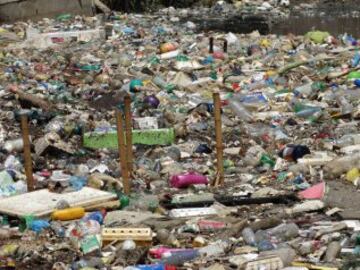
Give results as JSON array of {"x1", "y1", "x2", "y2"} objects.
[{"x1": 1, "y1": 4, "x2": 360, "y2": 270}]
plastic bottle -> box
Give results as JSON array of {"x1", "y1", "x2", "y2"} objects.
[
  {"x1": 161, "y1": 249, "x2": 200, "y2": 265},
  {"x1": 170, "y1": 172, "x2": 208, "y2": 188},
  {"x1": 293, "y1": 103, "x2": 321, "y2": 118},
  {"x1": 125, "y1": 264, "x2": 176, "y2": 270},
  {"x1": 336, "y1": 95, "x2": 353, "y2": 115},
  {"x1": 0, "y1": 171, "x2": 14, "y2": 188},
  {"x1": 257, "y1": 239, "x2": 274, "y2": 251},
  {"x1": 260, "y1": 247, "x2": 296, "y2": 266},
  {"x1": 325, "y1": 241, "x2": 341, "y2": 262},
  {"x1": 335, "y1": 134, "x2": 360, "y2": 148},
  {"x1": 51, "y1": 207, "x2": 85, "y2": 221},
  {"x1": 267, "y1": 223, "x2": 299, "y2": 241},
  {"x1": 160, "y1": 50, "x2": 180, "y2": 60},
  {"x1": 228, "y1": 99, "x2": 253, "y2": 122},
  {"x1": 149, "y1": 247, "x2": 188, "y2": 259},
  {"x1": 352, "y1": 52, "x2": 360, "y2": 67},
  {"x1": 153, "y1": 76, "x2": 175, "y2": 93},
  {"x1": 278, "y1": 144, "x2": 311, "y2": 162},
  {"x1": 198, "y1": 220, "x2": 226, "y2": 231},
  {"x1": 293, "y1": 83, "x2": 312, "y2": 97},
  {"x1": 242, "y1": 227, "x2": 257, "y2": 246},
  {"x1": 3, "y1": 138, "x2": 24, "y2": 153}
]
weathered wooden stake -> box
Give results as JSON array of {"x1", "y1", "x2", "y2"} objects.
[
  {"x1": 209, "y1": 36, "x2": 214, "y2": 53},
  {"x1": 20, "y1": 114, "x2": 35, "y2": 191},
  {"x1": 116, "y1": 110, "x2": 130, "y2": 194},
  {"x1": 212, "y1": 93, "x2": 224, "y2": 186},
  {"x1": 223, "y1": 40, "x2": 228, "y2": 53},
  {"x1": 124, "y1": 95, "x2": 133, "y2": 177}
]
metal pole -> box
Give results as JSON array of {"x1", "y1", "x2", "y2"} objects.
[
  {"x1": 213, "y1": 93, "x2": 224, "y2": 186},
  {"x1": 124, "y1": 95, "x2": 133, "y2": 177},
  {"x1": 116, "y1": 110, "x2": 130, "y2": 194},
  {"x1": 20, "y1": 115, "x2": 35, "y2": 191}
]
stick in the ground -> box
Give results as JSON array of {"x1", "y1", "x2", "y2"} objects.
[
  {"x1": 20, "y1": 114, "x2": 35, "y2": 191},
  {"x1": 124, "y1": 95, "x2": 133, "y2": 177},
  {"x1": 116, "y1": 110, "x2": 130, "y2": 194},
  {"x1": 209, "y1": 37, "x2": 214, "y2": 53},
  {"x1": 212, "y1": 93, "x2": 224, "y2": 186}
]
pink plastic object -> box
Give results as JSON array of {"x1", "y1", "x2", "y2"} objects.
[
  {"x1": 149, "y1": 247, "x2": 187, "y2": 259},
  {"x1": 298, "y1": 182, "x2": 326, "y2": 200},
  {"x1": 170, "y1": 172, "x2": 208, "y2": 188}
]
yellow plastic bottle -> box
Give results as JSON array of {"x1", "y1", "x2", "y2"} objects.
[{"x1": 51, "y1": 207, "x2": 85, "y2": 221}]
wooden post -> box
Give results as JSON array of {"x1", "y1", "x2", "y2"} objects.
[
  {"x1": 116, "y1": 110, "x2": 130, "y2": 194},
  {"x1": 212, "y1": 93, "x2": 224, "y2": 186},
  {"x1": 124, "y1": 95, "x2": 133, "y2": 177},
  {"x1": 20, "y1": 114, "x2": 35, "y2": 191},
  {"x1": 209, "y1": 37, "x2": 214, "y2": 53},
  {"x1": 223, "y1": 40, "x2": 228, "y2": 53}
]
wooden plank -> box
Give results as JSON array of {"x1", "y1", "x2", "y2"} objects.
[{"x1": 0, "y1": 187, "x2": 117, "y2": 217}]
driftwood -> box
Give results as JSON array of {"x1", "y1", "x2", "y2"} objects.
[
  {"x1": 94, "y1": 0, "x2": 111, "y2": 14},
  {"x1": 277, "y1": 56, "x2": 335, "y2": 75},
  {"x1": 8, "y1": 87, "x2": 54, "y2": 111}
]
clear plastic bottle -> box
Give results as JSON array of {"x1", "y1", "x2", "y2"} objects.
[
  {"x1": 335, "y1": 134, "x2": 360, "y2": 148},
  {"x1": 260, "y1": 247, "x2": 296, "y2": 266},
  {"x1": 242, "y1": 227, "x2": 257, "y2": 246},
  {"x1": 293, "y1": 83, "x2": 313, "y2": 97},
  {"x1": 228, "y1": 99, "x2": 253, "y2": 122},
  {"x1": 325, "y1": 241, "x2": 341, "y2": 262},
  {"x1": 161, "y1": 249, "x2": 200, "y2": 265},
  {"x1": 267, "y1": 223, "x2": 299, "y2": 241},
  {"x1": 336, "y1": 95, "x2": 353, "y2": 115}
]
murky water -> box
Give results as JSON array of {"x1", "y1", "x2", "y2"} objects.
[
  {"x1": 194, "y1": 9, "x2": 360, "y2": 37},
  {"x1": 271, "y1": 15, "x2": 360, "y2": 37}
]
